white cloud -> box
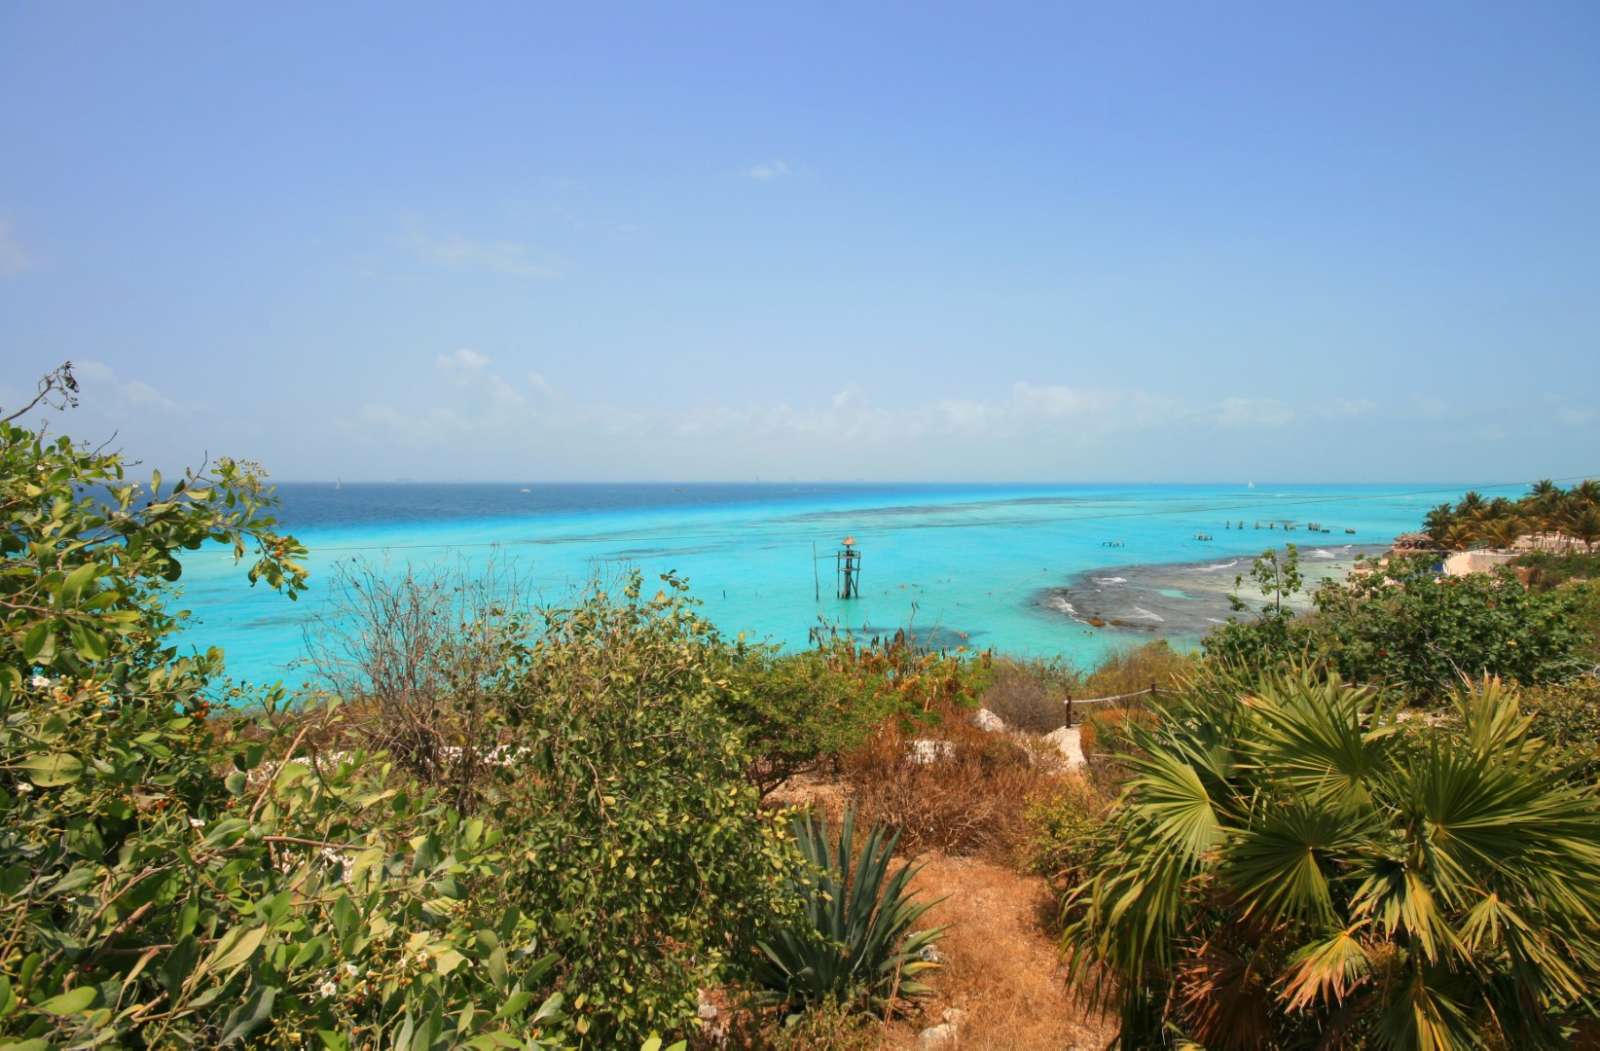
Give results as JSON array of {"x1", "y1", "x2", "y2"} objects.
[
  {"x1": 433, "y1": 349, "x2": 530, "y2": 411},
  {"x1": 1011, "y1": 382, "x2": 1119, "y2": 417},
  {"x1": 831, "y1": 384, "x2": 866, "y2": 411},
  {"x1": 489, "y1": 375, "x2": 525, "y2": 409},
  {"x1": 122, "y1": 380, "x2": 171, "y2": 407},
  {"x1": 350, "y1": 403, "x2": 471, "y2": 446},
  {"x1": 399, "y1": 222, "x2": 559, "y2": 279},
  {"x1": 436, "y1": 348, "x2": 491, "y2": 374},
  {"x1": 75, "y1": 361, "x2": 178, "y2": 412},
  {"x1": 1544, "y1": 395, "x2": 1595, "y2": 428},
  {"x1": 1213, "y1": 397, "x2": 1296, "y2": 428},
  {"x1": 934, "y1": 399, "x2": 991, "y2": 433},
  {"x1": 743, "y1": 160, "x2": 791, "y2": 181},
  {"x1": 1322, "y1": 398, "x2": 1376, "y2": 419},
  {"x1": 0, "y1": 219, "x2": 31, "y2": 276},
  {"x1": 339, "y1": 360, "x2": 1442, "y2": 479}
]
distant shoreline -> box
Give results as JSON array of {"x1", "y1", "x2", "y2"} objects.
[{"x1": 1034, "y1": 543, "x2": 1392, "y2": 644}]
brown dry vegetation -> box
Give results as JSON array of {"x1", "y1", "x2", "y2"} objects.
[
  {"x1": 981, "y1": 658, "x2": 1078, "y2": 732},
  {"x1": 1080, "y1": 639, "x2": 1195, "y2": 698},
  {"x1": 879, "y1": 852, "x2": 1114, "y2": 1051},
  {"x1": 709, "y1": 843, "x2": 1114, "y2": 1050},
  {"x1": 842, "y1": 708, "x2": 1060, "y2": 857},
  {"x1": 739, "y1": 657, "x2": 1156, "y2": 1048},
  {"x1": 751, "y1": 704, "x2": 1111, "y2": 1049},
  {"x1": 1076, "y1": 704, "x2": 1157, "y2": 758}
]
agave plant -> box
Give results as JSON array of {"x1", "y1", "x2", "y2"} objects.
[
  {"x1": 1062, "y1": 669, "x2": 1600, "y2": 1050},
  {"x1": 755, "y1": 808, "x2": 944, "y2": 1013}
]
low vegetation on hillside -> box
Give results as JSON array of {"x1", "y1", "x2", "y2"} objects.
[
  {"x1": 4, "y1": 368, "x2": 1598, "y2": 1049},
  {"x1": 1421, "y1": 479, "x2": 1600, "y2": 551}
]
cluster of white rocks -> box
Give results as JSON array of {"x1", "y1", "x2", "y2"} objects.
[{"x1": 907, "y1": 707, "x2": 1085, "y2": 771}]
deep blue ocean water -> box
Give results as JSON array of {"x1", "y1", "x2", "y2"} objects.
[{"x1": 174, "y1": 481, "x2": 1523, "y2": 689}]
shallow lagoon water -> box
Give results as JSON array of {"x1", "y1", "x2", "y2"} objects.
[{"x1": 173, "y1": 481, "x2": 1520, "y2": 689}]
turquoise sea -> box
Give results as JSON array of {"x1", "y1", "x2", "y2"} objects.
[{"x1": 176, "y1": 481, "x2": 1524, "y2": 688}]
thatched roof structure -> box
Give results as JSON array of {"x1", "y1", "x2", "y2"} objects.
[{"x1": 1391, "y1": 532, "x2": 1440, "y2": 551}]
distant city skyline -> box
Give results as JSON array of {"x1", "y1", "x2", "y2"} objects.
[{"x1": 3, "y1": 2, "x2": 1596, "y2": 483}]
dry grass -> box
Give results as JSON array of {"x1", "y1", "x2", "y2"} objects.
[
  {"x1": 982, "y1": 658, "x2": 1080, "y2": 733},
  {"x1": 880, "y1": 852, "x2": 1114, "y2": 1051},
  {"x1": 842, "y1": 712, "x2": 1059, "y2": 858},
  {"x1": 762, "y1": 772, "x2": 850, "y2": 824},
  {"x1": 1080, "y1": 639, "x2": 1196, "y2": 698},
  {"x1": 1077, "y1": 705, "x2": 1158, "y2": 759},
  {"x1": 736, "y1": 768, "x2": 1113, "y2": 1050}
]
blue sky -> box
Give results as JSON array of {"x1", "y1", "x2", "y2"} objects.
[{"x1": 2, "y1": 2, "x2": 1596, "y2": 482}]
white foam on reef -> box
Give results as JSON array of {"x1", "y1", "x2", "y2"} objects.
[
  {"x1": 1094, "y1": 576, "x2": 1128, "y2": 585},
  {"x1": 1190, "y1": 559, "x2": 1240, "y2": 573},
  {"x1": 1047, "y1": 594, "x2": 1090, "y2": 624},
  {"x1": 1126, "y1": 606, "x2": 1165, "y2": 622},
  {"x1": 1311, "y1": 548, "x2": 1336, "y2": 559}
]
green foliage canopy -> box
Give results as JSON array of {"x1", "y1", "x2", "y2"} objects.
[
  {"x1": 0, "y1": 389, "x2": 757, "y2": 1049},
  {"x1": 1061, "y1": 671, "x2": 1600, "y2": 1049},
  {"x1": 1208, "y1": 554, "x2": 1588, "y2": 700}
]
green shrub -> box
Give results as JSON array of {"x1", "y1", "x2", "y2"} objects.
[
  {"x1": 1311, "y1": 556, "x2": 1588, "y2": 696},
  {"x1": 720, "y1": 644, "x2": 904, "y2": 796},
  {"x1": 1560, "y1": 578, "x2": 1600, "y2": 662},
  {"x1": 490, "y1": 573, "x2": 797, "y2": 1045},
  {"x1": 1021, "y1": 777, "x2": 1108, "y2": 888},
  {"x1": 757, "y1": 997, "x2": 881, "y2": 1050},
  {"x1": 0, "y1": 378, "x2": 568, "y2": 1047},
  {"x1": 1062, "y1": 671, "x2": 1600, "y2": 1049},
  {"x1": 718, "y1": 634, "x2": 991, "y2": 797},
  {"x1": 753, "y1": 808, "x2": 942, "y2": 1016},
  {"x1": 1207, "y1": 554, "x2": 1590, "y2": 701},
  {"x1": 0, "y1": 375, "x2": 779, "y2": 1048},
  {"x1": 1516, "y1": 550, "x2": 1600, "y2": 590},
  {"x1": 1526, "y1": 678, "x2": 1600, "y2": 783}
]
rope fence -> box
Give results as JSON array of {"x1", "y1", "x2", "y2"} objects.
[{"x1": 1063, "y1": 684, "x2": 1160, "y2": 727}]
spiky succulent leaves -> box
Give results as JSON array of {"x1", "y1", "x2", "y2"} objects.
[{"x1": 755, "y1": 807, "x2": 944, "y2": 1012}]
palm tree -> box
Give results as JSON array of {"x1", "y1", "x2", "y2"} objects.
[
  {"x1": 1422, "y1": 503, "x2": 1455, "y2": 546},
  {"x1": 1061, "y1": 672, "x2": 1600, "y2": 1049},
  {"x1": 1442, "y1": 520, "x2": 1478, "y2": 552},
  {"x1": 1482, "y1": 513, "x2": 1524, "y2": 550},
  {"x1": 1564, "y1": 504, "x2": 1600, "y2": 553}
]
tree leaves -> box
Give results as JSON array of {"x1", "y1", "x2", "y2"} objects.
[
  {"x1": 205, "y1": 925, "x2": 268, "y2": 976},
  {"x1": 218, "y1": 985, "x2": 277, "y2": 1045},
  {"x1": 21, "y1": 621, "x2": 54, "y2": 664},
  {"x1": 34, "y1": 985, "x2": 98, "y2": 1016},
  {"x1": 18, "y1": 752, "x2": 83, "y2": 787},
  {"x1": 1063, "y1": 669, "x2": 1600, "y2": 1048}
]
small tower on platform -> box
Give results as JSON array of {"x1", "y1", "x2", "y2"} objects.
[{"x1": 836, "y1": 536, "x2": 861, "y2": 599}]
